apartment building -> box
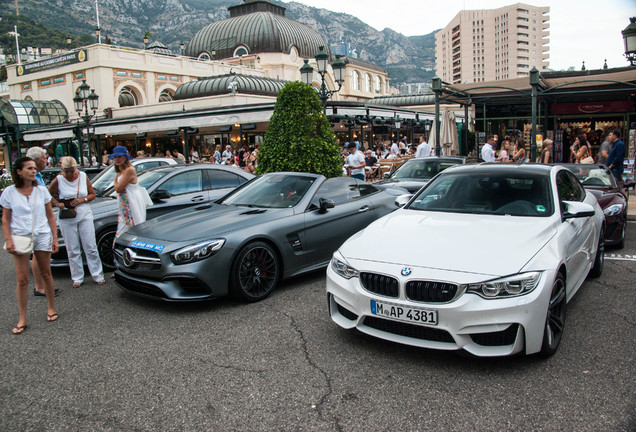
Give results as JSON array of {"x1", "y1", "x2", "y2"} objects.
[{"x1": 435, "y1": 3, "x2": 549, "y2": 84}]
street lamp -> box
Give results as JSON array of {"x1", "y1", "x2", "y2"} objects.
[
  {"x1": 179, "y1": 41, "x2": 185, "y2": 56},
  {"x1": 95, "y1": 27, "x2": 101, "y2": 43},
  {"x1": 622, "y1": 17, "x2": 636, "y2": 66},
  {"x1": 299, "y1": 46, "x2": 345, "y2": 111},
  {"x1": 394, "y1": 114, "x2": 402, "y2": 142},
  {"x1": 73, "y1": 80, "x2": 99, "y2": 167},
  {"x1": 143, "y1": 34, "x2": 149, "y2": 49}
]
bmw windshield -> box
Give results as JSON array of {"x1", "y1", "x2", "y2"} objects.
[
  {"x1": 407, "y1": 171, "x2": 554, "y2": 217},
  {"x1": 221, "y1": 174, "x2": 316, "y2": 208}
]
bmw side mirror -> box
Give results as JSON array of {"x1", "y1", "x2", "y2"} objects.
[
  {"x1": 395, "y1": 194, "x2": 413, "y2": 208},
  {"x1": 151, "y1": 189, "x2": 171, "y2": 200},
  {"x1": 562, "y1": 200, "x2": 595, "y2": 220},
  {"x1": 318, "y1": 198, "x2": 335, "y2": 213}
]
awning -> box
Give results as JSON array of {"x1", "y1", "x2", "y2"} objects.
[
  {"x1": 93, "y1": 109, "x2": 274, "y2": 136},
  {"x1": 23, "y1": 128, "x2": 76, "y2": 141}
]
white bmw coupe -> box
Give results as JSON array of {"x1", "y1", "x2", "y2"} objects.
[{"x1": 327, "y1": 164, "x2": 605, "y2": 357}]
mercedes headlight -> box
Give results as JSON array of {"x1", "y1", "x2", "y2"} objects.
[
  {"x1": 466, "y1": 272, "x2": 541, "y2": 299},
  {"x1": 170, "y1": 239, "x2": 225, "y2": 264},
  {"x1": 603, "y1": 203, "x2": 624, "y2": 217},
  {"x1": 331, "y1": 250, "x2": 359, "y2": 279}
]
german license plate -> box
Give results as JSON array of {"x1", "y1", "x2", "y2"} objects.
[{"x1": 370, "y1": 299, "x2": 438, "y2": 326}]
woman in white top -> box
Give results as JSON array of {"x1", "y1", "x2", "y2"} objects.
[
  {"x1": 1, "y1": 157, "x2": 59, "y2": 334},
  {"x1": 110, "y1": 146, "x2": 148, "y2": 242},
  {"x1": 49, "y1": 157, "x2": 104, "y2": 288}
]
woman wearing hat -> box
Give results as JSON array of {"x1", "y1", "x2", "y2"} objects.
[{"x1": 110, "y1": 146, "x2": 149, "y2": 242}]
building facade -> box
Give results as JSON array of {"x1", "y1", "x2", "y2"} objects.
[{"x1": 435, "y1": 3, "x2": 550, "y2": 84}]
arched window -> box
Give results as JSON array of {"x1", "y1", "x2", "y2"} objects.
[
  {"x1": 198, "y1": 52, "x2": 211, "y2": 61},
  {"x1": 352, "y1": 71, "x2": 360, "y2": 91},
  {"x1": 365, "y1": 74, "x2": 372, "y2": 93},
  {"x1": 374, "y1": 76, "x2": 381, "y2": 93},
  {"x1": 118, "y1": 87, "x2": 138, "y2": 107},
  {"x1": 159, "y1": 89, "x2": 174, "y2": 102},
  {"x1": 233, "y1": 46, "x2": 248, "y2": 57}
]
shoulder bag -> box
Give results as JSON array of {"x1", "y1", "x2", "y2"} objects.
[
  {"x1": 3, "y1": 187, "x2": 37, "y2": 255},
  {"x1": 59, "y1": 174, "x2": 80, "y2": 219}
]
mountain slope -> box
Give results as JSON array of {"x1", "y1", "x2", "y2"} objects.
[{"x1": 2, "y1": 0, "x2": 437, "y2": 86}]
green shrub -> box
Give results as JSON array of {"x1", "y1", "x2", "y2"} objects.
[{"x1": 256, "y1": 82, "x2": 342, "y2": 178}]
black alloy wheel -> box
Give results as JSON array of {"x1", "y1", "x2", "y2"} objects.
[
  {"x1": 97, "y1": 228, "x2": 117, "y2": 272},
  {"x1": 231, "y1": 242, "x2": 280, "y2": 302},
  {"x1": 539, "y1": 272, "x2": 566, "y2": 357},
  {"x1": 589, "y1": 228, "x2": 605, "y2": 278}
]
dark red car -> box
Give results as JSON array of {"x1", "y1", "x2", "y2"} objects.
[{"x1": 560, "y1": 163, "x2": 634, "y2": 249}]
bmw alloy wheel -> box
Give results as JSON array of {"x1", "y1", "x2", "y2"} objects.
[{"x1": 539, "y1": 273, "x2": 566, "y2": 356}]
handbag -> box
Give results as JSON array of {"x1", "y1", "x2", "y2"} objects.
[
  {"x1": 3, "y1": 234, "x2": 34, "y2": 255},
  {"x1": 3, "y1": 187, "x2": 37, "y2": 255},
  {"x1": 58, "y1": 174, "x2": 81, "y2": 219}
]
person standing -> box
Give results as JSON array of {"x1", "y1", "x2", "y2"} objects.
[
  {"x1": 110, "y1": 146, "x2": 148, "y2": 242},
  {"x1": 26, "y1": 146, "x2": 51, "y2": 297},
  {"x1": 597, "y1": 132, "x2": 612, "y2": 165},
  {"x1": 481, "y1": 135, "x2": 496, "y2": 162},
  {"x1": 512, "y1": 141, "x2": 526, "y2": 163},
  {"x1": 606, "y1": 129, "x2": 625, "y2": 188},
  {"x1": 213, "y1": 145, "x2": 222, "y2": 164},
  {"x1": 541, "y1": 139, "x2": 554, "y2": 164},
  {"x1": 497, "y1": 140, "x2": 511, "y2": 162},
  {"x1": 1, "y1": 157, "x2": 59, "y2": 334},
  {"x1": 347, "y1": 142, "x2": 366, "y2": 181},
  {"x1": 222, "y1": 145, "x2": 232, "y2": 163},
  {"x1": 415, "y1": 135, "x2": 432, "y2": 158},
  {"x1": 48, "y1": 157, "x2": 104, "y2": 288}
]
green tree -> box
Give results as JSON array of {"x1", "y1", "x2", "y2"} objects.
[{"x1": 256, "y1": 82, "x2": 342, "y2": 178}]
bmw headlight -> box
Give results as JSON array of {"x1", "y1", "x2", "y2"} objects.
[
  {"x1": 466, "y1": 272, "x2": 541, "y2": 299},
  {"x1": 603, "y1": 203, "x2": 624, "y2": 217},
  {"x1": 331, "y1": 250, "x2": 359, "y2": 279},
  {"x1": 170, "y1": 239, "x2": 225, "y2": 264}
]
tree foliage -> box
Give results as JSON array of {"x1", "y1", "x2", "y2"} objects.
[{"x1": 256, "y1": 82, "x2": 342, "y2": 178}]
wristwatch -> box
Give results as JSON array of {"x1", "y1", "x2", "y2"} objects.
[{"x1": 84, "y1": 197, "x2": 88, "y2": 203}]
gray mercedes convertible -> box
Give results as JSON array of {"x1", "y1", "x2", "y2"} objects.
[{"x1": 113, "y1": 172, "x2": 406, "y2": 302}]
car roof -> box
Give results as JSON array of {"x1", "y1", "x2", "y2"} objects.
[
  {"x1": 444, "y1": 163, "x2": 554, "y2": 175},
  {"x1": 132, "y1": 157, "x2": 182, "y2": 165},
  {"x1": 138, "y1": 163, "x2": 253, "y2": 177}
]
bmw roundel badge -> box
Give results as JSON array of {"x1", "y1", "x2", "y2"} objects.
[{"x1": 401, "y1": 267, "x2": 412, "y2": 276}]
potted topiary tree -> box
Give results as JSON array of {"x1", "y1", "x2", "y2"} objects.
[{"x1": 256, "y1": 81, "x2": 342, "y2": 178}]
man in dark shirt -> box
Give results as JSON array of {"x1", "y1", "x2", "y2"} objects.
[
  {"x1": 364, "y1": 150, "x2": 379, "y2": 180},
  {"x1": 606, "y1": 129, "x2": 625, "y2": 187}
]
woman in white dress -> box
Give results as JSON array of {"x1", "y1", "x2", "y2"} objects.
[
  {"x1": 49, "y1": 157, "x2": 104, "y2": 288},
  {"x1": 110, "y1": 146, "x2": 148, "y2": 241},
  {"x1": 1, "y1": 157, "x2": 58, "y2": 334}
]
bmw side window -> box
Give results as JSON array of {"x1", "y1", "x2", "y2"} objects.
[
  {"x1": 556, "y1": 171, "x2": 577, "y2": 202},
  {"x1": 566, "y1": 171, "x2": 586, "y2": 201},
  {"x1": 354, "y1": 181, "x2": 379, "y2": 197},
  {"x1": 160, "y1": 171, "x2": 203, "y2": 196}
]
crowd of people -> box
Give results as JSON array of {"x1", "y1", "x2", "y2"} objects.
[{"x1": 480, "y1": 128, "x2": 627, "y2": 186}]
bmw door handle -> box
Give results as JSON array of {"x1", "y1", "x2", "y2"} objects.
[
  {"x1": 358, "y1": 205, "x2": 370, "y2": 213},
  {"x1": 191, "y1": 195, "x2": 205, "y2": 202}
]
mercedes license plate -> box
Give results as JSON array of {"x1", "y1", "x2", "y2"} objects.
[{"x1": 370, "y1": 299, "x2": 438, "y2": 326}]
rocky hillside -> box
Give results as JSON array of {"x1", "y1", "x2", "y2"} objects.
[{"x1": 2, "y1": 0, "x2": 437, "y2": 86}]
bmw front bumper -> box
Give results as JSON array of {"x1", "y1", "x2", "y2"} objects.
[{"x1": 326, "y1": 260, "x2": 556, "y2": 357}]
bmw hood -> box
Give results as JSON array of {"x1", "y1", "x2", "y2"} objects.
[
  {"x1": 339, "y1": 210, "x2": 557, "y2": 277},
  {"x1": 125, "y1": 205, "x2": 290, "y2": 242}
]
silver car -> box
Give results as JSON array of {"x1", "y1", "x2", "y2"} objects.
[
  {"x1": 113, "y1": 173, "x2": 407, "y2": 302},
  {"x1": 51, "y1": 164, "x2": 253, "y2": 270}
]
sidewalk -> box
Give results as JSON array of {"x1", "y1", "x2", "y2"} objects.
[{"x1": 628, "y1": 192, "x2": 636, "y2": 221}]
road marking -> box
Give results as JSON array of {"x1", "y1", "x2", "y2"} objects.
[{"x1": 605, "y1": 253, "x2": 636, "y2": 261}]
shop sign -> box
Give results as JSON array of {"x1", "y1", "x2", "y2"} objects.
[
  {"x1": 16, "y1": 49, "x2": 88, "y2": 76},
  {"x1": 551, "y1": 100, "x2": 632, "y2": 115}
]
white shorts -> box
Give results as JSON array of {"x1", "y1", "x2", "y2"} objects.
[{"x1": 34, "y1": 232, "x2": 53, "y2": 252}]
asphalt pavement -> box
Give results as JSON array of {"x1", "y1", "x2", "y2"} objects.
[{"x1": 0, "y1": 226, "x2": 635, "y2": 431}]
